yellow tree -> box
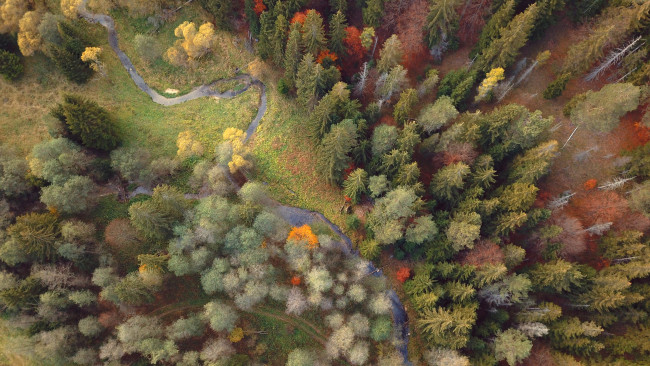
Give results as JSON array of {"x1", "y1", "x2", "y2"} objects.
[
  {"x1": 176, "y1": 130, "x2": 205, "y2": 158},
  {"x1": 222, "y1": 128, "x2": 252, "y2": 174},
  {"x1": 17, "y1": 10, "x2": 42, "y2": 56},
  {"x1": 476, "y1": 67, "x2": 505, "y2": 101},
  {"x1": 0, "y1": 0, "x2": 28, "y2": 33},
  {"x1": 80, "y1": 46, "x2": 105, "y2": 75},
  {"x1": 166, "y1": 21, "x2": 219, "y2": 66},
  {"x1": 61, "y1": 0, "x2": 83, "y2": 18}
]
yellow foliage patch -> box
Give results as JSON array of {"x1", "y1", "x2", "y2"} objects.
[
  {"x1": 287, "y1": 225, "x2": 319, "y2": 249},
  {"x1": 229, "y1": 327, "x2": 244, "y2": 343}
]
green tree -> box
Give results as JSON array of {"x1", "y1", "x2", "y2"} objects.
[
  {"x1": 271, "y1": 14, "x2": 288, "y2": 66},
  {"x1": 308, "y1": 82, "x2": 350, "y2": 141},
  {"x1": 417, "y1": 96, "x2": 458, "y2": 134},
  {"x1": 570, "y1": 83, "x2": 641, "y2": 133},
  {"x1": 329, "y1": 10, "x2": 347, "y2": 55},
  {"x1": 478, "y1": 3, "x2": 540, "y2": 71},
  {"x1": 128, "y1": 185, "x2": 190, "y2": 240},
  {"x1": 368, "y1": 187, "x2": 423, "y2": 245},
  {"x1": 405, "y1": 215, "x2": 437, "y2": 245},
  {"x1": 0, "y1": 49, "x2": 23, "y2": 80},
  {"x1": 398, "y1": 121, "x2": 421, "y2": 157},
  {"x1": 114, "y1": 272, "x2": 155, "y2": 305},
  {"x1": 284, "y1": 23, "x2": 302, "y2": 86},
  {"x1": 395, "y1": 162, "x2": 421, "y2": 187},
  {"x1": 508, "y1": 140, "x2": 558, "y2": 184},
  {"x1": 204, "y1": 301, "x2": 238, "y2": 332},
  {"x1": 494, "y1": 329, "x2": 532, "y2": 366},
  {"x1": 550, "y1": 317, "x2": 604, "y2": 356},
  {"x1": 6, "y1": 212, "x2": 59, "y2": 262},
  {"x1": 446, "y1": 212, "x2": 481, "y2": 251},
  {"x1": 470, "y1": 0, "x2": 515, "y2": 58},
  {"x1": 417, "y1": 304, "x2": 477, "y2": 349},
  {"x1": 393, "y1": 88, "x2": 417, "y2": 125},
  {"x1": 424, "y1": 0, "x2": 462, "y2": 50},
  {"x1": 302, "y1": 10, "x2": 326, "y2": 56},
  {"x1": 376, "y1": 64, "x2": 407, "y2": 103},
  {"x1": 343, "y1": 168, "x2": 368, "y2": 204},
  {"x1": 40, "y1": 175, "x2": 96, "y2": 214},
  {"x1": 198, "y1": 0, "x2": 233, "y2": 29},
  {"x1": 530, "y1": 259, "x2": 585, "y2": 293},
  {"x1": 430, "y1": 162, "x2": 470, "y2": 202},
  {"x1": 377, "y1": 34, "x2": 402, "y2": 74},
  {"x1": 257, "y1": 11, "x2": 274, "y2": 60},
  {"x1": 296, "y1": 53, "x2": 323, "y2": 108},
  {"x1": 286, "y1": 348, "x2": 316, "y2": 366},
  {"x1": 50, "y1": 22, "x2": 94, "y2": 84},
  {"x1": 363, "y1": 0, "x2": 384, "y2": 28},
  {"x1": 28, "y1": 138, "x2": 89, "y2": 185},
  {"x1": 51, "y1": 94, "x2": 120, "y2": 151},
  {"x1": 371, "y1": 124, "x2": 398, "y2": 157},
  {"x1": 629, "y1": 182, "x2": 650, "y2": 219},
  {"x1": 317, "y1": 120, "x2": 358, "y2": 185}
]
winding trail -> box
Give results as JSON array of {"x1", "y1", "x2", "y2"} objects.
[{"x1": 82, "y1": 7, "x2": 411, "y2": 364}]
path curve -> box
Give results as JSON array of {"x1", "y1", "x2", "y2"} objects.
[{"x1": 81, "y1": 7, "x2": 410, "y2": 364}]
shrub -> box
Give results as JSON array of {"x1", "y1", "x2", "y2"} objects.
[
  {"x1": 278, "y1": 78, "x2": 290, "y2": 94},
  {"x1": 0, "y1": 49, "x2": 23, "y2": 80},
  {"x1": 370, "y1": 316, "x2": 392, "y2": 341},
  {"x1": 78, "y1": 316, "x2": 103, "y2": 337},
  {"x1": 543, "y1": 73, "x2": 570, "y2": 99}
]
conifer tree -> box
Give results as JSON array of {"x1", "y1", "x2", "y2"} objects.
[
  {"x1": 308, "y1": 82, "x2": 350, "y2": 141},
  {"x1": 494, "y1": 329, "x2": 532, "y2": 366},
  {"x1": 417, "y1": 304, "x2": 477, "y2": 349},
  {"x1": 508, "y1": 140, "x2": 558, "y2": 184},
  {"x1": 397, "y1": 121, "x2": 421, "y2": 157},
  {"x1": 343, "y1": 168, "x2": 368, "y2": 203},
  {"x1": 471, "y1": 0, "x2": 515, "y2": 58},
  {"x1": 302, "y1": 10, "x2": 326, "y2": 56},
  {"x1": 478, "y1": 3, "x2": 539, "y2": 71},
  {"x1": 296, "y1": 53, "x2": 321, "y2": 108},
  {"x1": 6, "y1": 212, "x2": 59, "y2": 262},
  {"x1": 51, "y1": 94, "x2": 120, "y2": 151},
  {"x1": 50, "y1": 22, "x2": 94, "y2": 84},
  {"x1": 424, "y1": 0, "x2": 462, "y2": 50},
  {"x1": 257, "y1": 11, "x2": 274, "y2": 60},
  {"x1": 284, "y1": 23, "x2": 302, "y2": 86},
  {"x1": 395, "y1": 162, "x2": 421, "y2": 187},
  {"x1": 530, "y1": 259, "x2": 585, "y2": 293},
  {"x1": 430, "y1": 162, "x2": 470, "y2": 202},
  {"x1": 328, "y1": 10, "x2": 347, "y2": 55},
  {"x1": 377, "y1": 34, "x2": 402, "y2": 74},
  {"x1": 393, "y1": 88, "x2": 417, "y2": 125},
  {"x1": 329, "y1": 0, "x2": 347, "y2": 14},
  {"x1": 271, "y1": 14, "x2": 288, "y2": 66},
  {"x1": 363, "y1": 0, "x2": 384, "y2": 28},
  {"x1": 317, "y1": 120, "x2": 358, "y2": 185}
]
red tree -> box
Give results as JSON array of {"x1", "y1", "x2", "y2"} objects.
[
  {"x1": 253, "y1": 0, "x2": 266, "y2": 15},
  {"x1": 396, "y1": 267, "x2": 411, "y2": 283},
  {"x1": 290, "y1": 11, "x2": 307, "y2": 25},
  {"x1": 341, "y1": 26, "x2": 365, "y2": 75},
  {"x1": 396, "y1": 0, "x2": 431, "y2": 75},
  {"x1": 459, "y1": 240, "x2": 504, "y2": 267},
  {"x1": 583, "y1": 179, "x2": 597, "y2": 191},
  {"x1": 457, "y1": 0, "x2": 492, "y2": 44},
  {"x1": 290, "y1": 276, "x2": 301, "y2": 286}
]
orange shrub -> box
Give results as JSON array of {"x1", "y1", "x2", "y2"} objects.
[
  {"x1": 290, "y1": 11, "x2": 307, "y2": 25},
  {"x1": 290, "y1": 276, "x2": 301, "y2": 286},
  {"x1": 583, "y1": 179, "x2": 597, "y2": 190},
  {"x1": 253, "y1": 0, "x2": 266, "y2": 15},
  {"x1": 287, "y1": 225, "x2": 319, "y2": 249},
  {"x1": 396, "y1": 267, "x2": 411, "y2": 283}
]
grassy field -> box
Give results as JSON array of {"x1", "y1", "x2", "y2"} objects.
[{"x1": 0, "y1": 17, "x2": 257, "y2": 157}]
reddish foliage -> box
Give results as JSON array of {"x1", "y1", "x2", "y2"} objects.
[
  {"x1": 546, "y1": 212, "x2": 586, "y2": 260},
  {"x1": 290, "y1": 11, "x2": 307, "y2": 25},
  {"x1": 316, "y1": 49, "x2": 338, "y2": 64},
  {"x1": 435, "y1": 142, "x2": 479, "y2": 166},
  {"x1": 396, "y1": 267, "x2": 411, "y2": 283},
  {"x1": 396, "y1": 0, "x2": 431, "y2": 76},
  {"x1": 98, "y1": 311, "x2": 121, "y2": 328},
  {"x1": 343, "y1": 162, "x2": 356, "y2": 180},
  {"x1": 253, "y1": 0, "x2": 266, "y2": 15},
  {"x1": 571, "y1": 190, "x2": 627, "y2": 227},
  {"x1": 344, "y1": 195, "x2": 352, "y2": 203},
  {"x1": 341, "y1": 26, "x2": 365, "y2": 76},
  {"x1": 593, "y1": 257, "x2": 611, "y2": 270},
  {"x1": 105, "y1": 218, "x2": 140, "y2": 249},
  {"x1": 523, "y1": 342, "x2": 558, "y2": 366},
  {"x1": 583, "y1": 179, "x2": 597, "y2": 191},
  {"x1": 290, "y1": 276, "x2": 301, "y2": 286},
  {"x1": 633, "y1": 122, "x2": 650, "y2": 145},
  {"x1": 457, "y1": 0, "x2": 492, "y2": 44},
  {"x1": 459, "y1": 240, "x2": 504, "y2": 267}
]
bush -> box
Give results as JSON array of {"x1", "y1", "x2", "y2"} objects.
[
  {"x1": 0, "y1": 50, "x2": 23, "y2": 81},
  {"x1": 543, "y1": 73, "x2": 570, "y2": 99},
  {"x1": 278, "y1": 78, "x2": 290, "y2": 94},
  {"x1": 346, "y1": 215, "x2": 361, "y2": 230}
]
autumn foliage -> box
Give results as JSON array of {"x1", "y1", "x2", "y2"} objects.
[
  {"x1": 253, "y1": 0, "x2": 266, "y2": 15},
  {"x1": 290, "y1": 276, "x2": 301, "y2": 286},
  {"x1": 316, "y1": 50, "x2": 338, "y2": 64},
  {"x1": 459, "y1": 240, "x2": 504, "y2": 267},
  {"x1": 341, "y1": 26, "x2": 365, "y2": 73},
  {"x1": 287, "y1": 225, "x2": 319, "y2": 249},
  {"x1": 633, "y1": 122, "x2": 650, "y2": 145},
  {"x1": 583, "y1": 179, "x2": 597, "y2": 190},
  {"x1": 290, "y1": 11, "x2": 308, "y2": 25},
  {"x1": 396, "y1": 267, "x2": 411, "y2": 283}
]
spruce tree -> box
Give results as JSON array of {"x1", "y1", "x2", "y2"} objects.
[
  {"x1": 328, "y1": 10, "x2": 347, "y2": 56},
  {"x1": 308, "y1": 82, "x2": 350, "y2": 141},
  {"x1": 395, "y1": 162, "x2": 421, "y2": 187},
  {"x1": 343, "y1": 168, "x2": 368, "y2": 203},
  {"x1": 508, "y1": 140, "x2": 558, "y2": 184},
  {"x1": 0, "y1": 49, "x2": 23, "y2": 81},
  {"x1": 329, "y1": 0, "x2": 347, "y2": 14},
  {"x1": 377, "y1": 34, "x2": 403, "y2": 74},
  {"x1": 296, "y1": 53, "x2": 321, "y2": 108},
  {"x1": 257, "y1": 11, "x2": 274, "y2": 60},
  {"x1": 430, "y1": 162, "x2": 470, "y2": 202},
  {"x1": 301, "y1": 10, "x2": 326, "y2": 56},
  {"x1": 424, "y1": 0, "x2": 462, "y2": 50},
  {"x1": 530, "y1": 259, "x2": 585, "y2": 293},
  {"x1": 478, "y1": 3, "x2": 540, "y2": 71},
  {"x1": 317, "y1": 120, "x2": 358, "y2": 185},
  {"x1": 470, "y1": 0, "x2": 515, "y2": 59},
  {"x1": 199, "y1": 0, "x2": 233, "y2": 29},
  {"x1": 393, "y1": 88, "x2": 417, "y2": 125},
  {"x1": 494, "y1": 329, "x2": 532, "y2": 366},
  {"x1": 271, "y1": 14, "x2": 288, "y2": 66},
  {"x1": 284, "y1": 23, "x2": 302, "y2": 86},
  {"x1": 363, "y1": 0, "x2": 384, "y2": 28},
  {"x1": 50, "y1": 22, "x2": 94, "y2": 84},
  {"x1": 51, "y1": 94, "x2": 120, "y2": 151},
  {"x1": 245, "y1": 0, "x2": 260, "y2": 36}
]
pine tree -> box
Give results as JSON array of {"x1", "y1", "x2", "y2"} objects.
[
  {"x1": 530, "y1": 259, "x2": 585, "y2": 293},
  {"x1": 494, "y1": 329, "x2": 532, "y2": 366},
  {"x1": 377, "y1": 34, "x2": 402, "y2": 74},
  {"x1": 416, "y1": 304, "x2": 477, "y2": 349},
  {"x1": 397, "y1": 121, "x2": 421, "y2": 157},
  {"x1": 6, "y1": 212, "x2": 59, "y2": 262},
  {"x1": 393, "y1": 88, "x2": 417, "y2": 125},
  {"x1": 257, "y1": 11, "x2": 274, "y2": 60},
  {"x1": 363, "y1": 0, "x2": 384, "y2": 28},
  {"x1": 494, "y1": 211, "x2": 528, "y2": 236},
  {"x1": 302, "y1": 10, "x2": 326, "y2": 56},
  {"x1": 343, "y1": 168, "x2": 368, "y2": 203},
  {"x1": 424, "y1": 0, "x2": 462, "y2": 50},
  {"x1": 508, "y1": 140, "x2": 558, "y2": 184},
  {"x1": 471, "y1": 0, "x2": 515, "y2": 59},
  {"x1": 550, "y1": 317, "x2": 604, "y2": 356},
  {"x1": 375, "y1": 64, "x2": 407, "y2": 103},
  {"x1": 271, "y1": 14, "x2": 288, "y2": 66},
  {"x1": 296, "y1": 53, "x2": 320, "y2": 108},
  {"x1": 317, "y1": 120, "x2": 358, "y2": 185},
  {"x1": 478, "y1": 3, "x2": 540, "y2": 71},
  {"x1": 430, "y1": 162, "x2": 470, "y2": 202},
  {"x1": 51, "y1": 94, "x2": 120, "y2": 151},
  {"x1": 308, "y1": 82, "x2": 350, "y2": 141},
  {"x1": 284, "y1": 23, "x2": 302, "y2": 86},
  {"x1": 329, "y1": 10, "x2": 347, "y2": 55},
  {"x1": 395, "y1": 162, "x2": 421, "y2": 187}
]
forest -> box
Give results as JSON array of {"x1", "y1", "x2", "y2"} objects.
[{"x1": 0, "y1": 0, "x2": 649, "y2": 365}]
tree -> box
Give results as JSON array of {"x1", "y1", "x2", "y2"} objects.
[
  {"x1": 430, "y1": 162, "x2": 470, "y2": 202},
  {"x1": 570, "y1": 83, "x2": 641, "y2": 133},
  {"x1": 368, "y1": 187, "x2": 422, "y2": 245},
  {"x1": 17, "y1": 11, "x2": 41, "y2": 56},
  {"x1": 446, "y1": 212, "x2": 481, "y2": 251},
  {"x1": 270, "y1": 14, "x2": 289, "y2": 66},
  {"x1": 471, "y1": 0, "x2": 515, "y2": 58},
  {"x1": 417, "y1": 305, "x2": 477, "y2": 349},
  {"x1": 296, "y1": 53, "x2": 323, "y2": 108},
  {"x1": 494, "y1": 329, "x2": 532, "y2": 366},
  {"x1": 370, "y1": 316, "x2": 392, "y2": 341},
  {"x1": 317, "y1": 119, "x2": 358, "y2": 185},
  {"x1": 129, "y1": 185, "x2": 189, "y2": 240},
  {"x1": 308, "y1": 82, "x2": 350, "y2": 140},
  {"x1": 549, "y1": 317, "x2": 604, "y2": 356},
  {"x1": 530, "y1": 259, "x2": 585, "y2": 293},
  {"x1": 302, "y1": 10, "x2": 326, "y2": 56},
  {"x1": 0, "y1": 49, "x2": 22, "y2": 80},
  {"x1": 78, "y1": 316, "x2": 103, "y2": 338},
  {"x1": 51, "y1": 94, "x2": 120, "y2": 151},
  {"x1": 0, "y1": 0, "x2": 28, "y2": 33},
  {"x1": 199, "y1": 0, "x2": 233, "y2": 29},
  {"x1": 377, "y1": 34, "x2": 403, "y2": 74},
  {"x1": 343, "y1": 168, "x2": 368, "y2": 204},
  {"x1": 116, "y1": 316, "x2": 164, "y2": 353},
  {"x1": 28, "y1": 138, "x2": 89, "y2": 185},
  {"x1": 424, "y1": 0, "x2": 462, "y2": 50},
  {"x1": 425, "y1": 348, "x2": 470, "y2": 366},
  {"x1": 114, "y1": 272, "x2": 155, "y2": 305},
  {"x1": 284, "y1": 23, "x2": 302, "y2": 86},
  {"x1": 393, "y1": 88, "x2": 417, "y2": 125},
  {"x1": 286, "y1": 348, "x2": 316, "y2": 366},
  {"x1": 363, "y1": 0, "x2": 384, "y2": 27},
  {"x1": 629, "y1": 181, "x2": 650, "y2": 219},
  {"x1": 508, "y1": 140, "x2": 558, "y2": 184},
  {"x1": 40, "y1": 175, "x2": 95, "y2": 214},
  {"x1": 417, "y1": 96, "x2": 459, "y2": 134},
  {"x1": 478, "y1": 3, "x2": 540, "y2": 71},
  {"x1": 6, "y1": 212, "x2": 59, "y2": 262},
  {"x1": 405, "y1": 215, "x2": 438, "y2": 244},
  {"x1": 371, "y1": 124, "x2": 398, "y2": 158},
  {"x1": 204, "y1": 301, "x2": 238, "y2": 332},
  {"x1": 329, "y1": 10, "x2": 347, "y2": 55},
  {"x1": 476, "y1": 68, "x2": 505, "y2": 101},
  {"x1": 257, "y1": 11, "x2": 274, "y2": 60},
  {"x1": 166, "y1": 21, "x2": 218, "y2": 66},
  {"x1": 50, "y1": 22, "x2": 94, "y2": 84},
  {"x1": 375, "y1": 64, "x2": 407, "y2": 103}
]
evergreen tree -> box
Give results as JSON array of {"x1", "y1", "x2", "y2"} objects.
[
  {"x1": 343, "y1": 168, "x2": 368, "y2": 203},
  {"x1": 328, "y1": 10, "x2": 347, "y2": 55},
  {"x1": 128, "y1": 185, "x2": 190, "y2": 240},
  {"x1": 296, "y1": 53, "x2": 322, "y2": 108},
  {"x1": 51, "y1": 94, "x2": 120, "y2": 151},
  {"x1": 377, "y1": 34, "x2": 403, "y2": 74},
  {"x1": 6, "y1": 212, "x2": 59, "y2": 262},
  {"x1": 424, "y1": 0, "x2": 462, "y2": 50},
  {"x1": 199, "y1": 0, "x2": 233, "y2": 29},
  {"x1": 308, "y1": 82, "x2": 350, "y2": 141},
  {"x1": 0, "y1": 49, "x2": 23, "y2": 80},
  {"x1": 257, "y1": 11, "x2": 274, "y2": 60},
  {"x1": 363, "y1": 0, "x2": 384, "y2": 28},
  {"x1": 494, "y1": 329, "x2": 532, "y2": 366},
  {"x1": 302, "y1": 10, "x2": 326, "y2": 56},
  {"x1": 417, "y1": 304, "x2": 477, "y2": 349},
  {"x1": 271, "y1": 14, "x2": 288, "y2": 66},
  {"x1": 570, "y1": 83, "x2": 641, "y2": 133},
  {"x1": 478, "y1": 3, "x2": 540, "y2": 71},
  {"x1": 317, "y1": 120, "x2": 358, "y2": 185},
  {"x1": 50, "y1": 22, "x2": 94, "y2": 84},
  {"x1": 245, "y1": 0, "x2": 260, "y2": 36},
  {"x1": 508, "y1": 140, "x2": 558, "y2": 184},
  {"x1": 393, "y1": 88, "x2": 417, "y2": 125},
  {"x1": 284, "y1": 23, "x2": 302, "y2": 86},
  {"x1": 376, "y1": 64, "x2": 407, "y2": 103},
  {"x1": 430, "y1": 162, "x2": 470, "y2": 202},
  {"x1": 329, "y1": 0, "x2": 347, "y2": 14},
  {"x1": 530, "y1": 259, "x2": 585, "y2": 293},
  {"x1": 395, "y1": 162, "x2": 421, "y2": 187},
  {"x1": 470, "y1": 0, "x2": 515, "y2": 59},
  {"x1": 397, "y1": 121, "x2": 421, "y2": 157},
  {"x1": 550, "y1": 317, "x2": 604, "y2": 356}
]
